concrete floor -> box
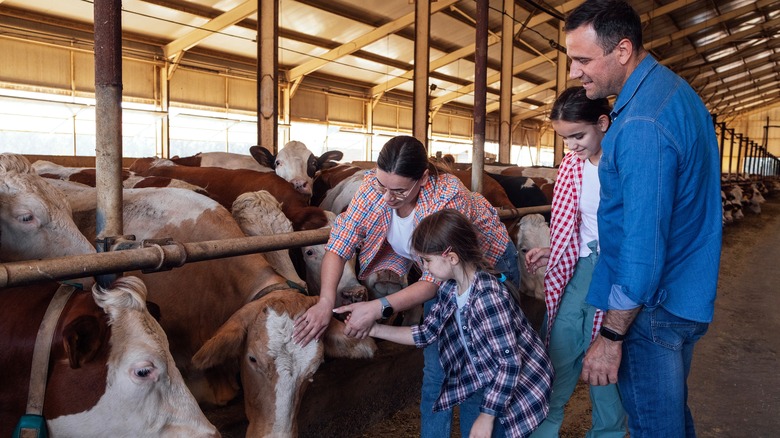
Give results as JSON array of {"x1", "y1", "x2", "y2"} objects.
[{"x1": 688, "y1": 194, "x2": 780, "y2": 437}]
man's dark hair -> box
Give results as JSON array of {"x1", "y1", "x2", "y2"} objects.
[{"x1": 564, "y1": 0, "x2": 643, "y2": 55}]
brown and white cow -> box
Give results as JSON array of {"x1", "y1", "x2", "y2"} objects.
[
  {"x1": 4, "y1": 154, "x2": 369, "y2": 433},
  {"x1": 171, "y1": 142, "x2": 343, "y2": 197},
  {"x1": 192, "y1": 290, "x2": 376, "y2": 438},
  {"x1": 31, "y1": 159, "x2": 211, "y2": 194},
  {"x1": 311, "y1": 163, "x2": 364, "y2": 208},
  {"x1": 172, "y1": 151, "x2": 272, "y2": 172},
  {"x1": 0, "y1": 277, "x2": 219, "y2": 438},
  {"x1": 129, "y1": 158, "x2": 329, "y2": 231},
  {"x1": 251, "y1": 141, "x2": 343, "y2": 196}
]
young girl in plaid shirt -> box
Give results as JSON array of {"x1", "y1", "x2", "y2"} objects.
[{"x1": 367, "y1": 209, "x2": 552, "y2": 438}]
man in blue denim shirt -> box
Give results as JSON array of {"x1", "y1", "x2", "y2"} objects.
[{"x1": 563, "y1": 1, "x2": 722, "y2": 437}]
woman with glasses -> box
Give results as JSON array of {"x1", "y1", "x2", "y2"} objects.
[{"x1": 293, "y1": 134, "x2": 519, "y2": 438}]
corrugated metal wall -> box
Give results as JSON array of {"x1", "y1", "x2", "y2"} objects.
[{"x1": 0, "y1": 36, "x2": 540, "y2": 149}]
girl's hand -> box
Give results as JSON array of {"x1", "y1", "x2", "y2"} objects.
[
  {"x1": 525, "y1": 247, "x2": 551, "y2": 274},
  {"x1": 469, "y1": 413, "x2": 495, "y2": 438}
]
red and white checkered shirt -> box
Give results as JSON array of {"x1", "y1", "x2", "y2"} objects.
[{"x1": 544, "y1": 152, "x2": 604, "y2": 345}]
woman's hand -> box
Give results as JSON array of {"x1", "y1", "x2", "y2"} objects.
[
  {"x1": 293, "y1": 297, "x2": 332, "y2": 346},
  {"x1": 525, "y1": 246, "x2": 551, "y2": 274}
]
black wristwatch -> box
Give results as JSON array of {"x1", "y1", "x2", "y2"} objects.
[
  {"x1": 379, "y1": 297, "x2": 394, "y2": 320},
  {"x1": 599, "y1": 326, "x2": 626, "y2": 342}
]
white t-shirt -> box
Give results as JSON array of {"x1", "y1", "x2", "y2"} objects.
[
  {"x1": 387, "y1": 208, "x2": 416, "y2": 260},
  {"x1": 455, "y1": 284, "x2": 472, "y2": 350},
  {"x1": 579, "y1": 159, "x2": 600, "y2": 257}
]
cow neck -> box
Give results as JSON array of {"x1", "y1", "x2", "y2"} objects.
[{"x1": 250, "y1": 280, "x2": 307, "y2": 302}]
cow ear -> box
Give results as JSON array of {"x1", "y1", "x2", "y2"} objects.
[
  {"x1": 250, "y1": 146, "x2": 276, "y2": 169},
  {"x1": 317, "y1": 150, "x2": 343, "y2": 169},
  {"x1": 321, "y1": 318, "x2": 377, "y2": 360},
  {"x1": 62, "y1": 315, "x2": 106, "y2": 369},
  {"x1": 192, "y1": 301, "x2": 258, "y2": 370}
]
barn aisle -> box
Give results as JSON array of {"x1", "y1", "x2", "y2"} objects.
[{"x1": 688, "y1": 194, "x2": 780, "y2": 437}]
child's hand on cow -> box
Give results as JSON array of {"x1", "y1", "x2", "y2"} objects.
[{"x1": 525, "y1": 247, "x2": 551, "y2": 274}]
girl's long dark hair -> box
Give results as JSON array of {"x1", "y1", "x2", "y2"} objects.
[{"x1": 550, "y1": 86, "x2": 611, "y2": 124}]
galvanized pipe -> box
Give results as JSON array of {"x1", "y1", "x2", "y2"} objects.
[
  {"x1": 0, "y1": 206, "x2": 550, "y2": 289},
  {"x1": 93, "y1": 0, "x2": 124, "y2": 241},
  {"x1": 472, "y1": 0, "x2": 488, "y2": 193}
]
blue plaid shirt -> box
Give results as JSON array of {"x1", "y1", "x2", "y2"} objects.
[{"x1": 412, "y1": 271, "x2": 552, "y2": 437}]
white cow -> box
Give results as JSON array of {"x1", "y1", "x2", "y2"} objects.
[
  {"x1": 0, "y1": 153, "x2": 95, "y2": 262},
  {"x1": 302, "y1": 210, "x2": 369, "y2": 306},
  {"x1": 515, "y1": 214, "x2": 550, "y2": 301}
]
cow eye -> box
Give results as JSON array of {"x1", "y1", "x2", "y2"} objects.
[
  {"x1": 305, "y1": 249, "x2": 314, "y2": 256},
  {"x1": 19, "y1": 214, "x2": 34, "y2": 223},
  {"x1": 248, "y1": 356, "x2": 257, "y2": 363},
  {"x1": 135, "y1": 367, "x2": 152, "y2": 378},
  {"x1": 275, "y1": 160, "x2": 282, "y2": 167}
]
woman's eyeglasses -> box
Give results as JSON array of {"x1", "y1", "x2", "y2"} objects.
[{"x1": 371, "y1": 178, "x2": 420, "y2": 200}]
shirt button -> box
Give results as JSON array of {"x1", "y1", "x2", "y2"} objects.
[{"x1": 504, "y1": 349, "x2": 510, "y2": 354}]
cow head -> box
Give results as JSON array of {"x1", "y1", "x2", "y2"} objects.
[
  {"x1": 192, "y1": 290, "x2": 376, "y2": 437},
  {"x1": 250, "y1": 141, "x2": 343, "y2": 196},
  {"x1": 0, "y1": 153, "x2": 95, "y2": 262},
  {"x1": 301, "y1": 211, "x2": 368, "y2": 308},
  {"x1": 516, "y1": 214, "x2": 550, "y2": 301},
  {"x1": 46, "y1": 276, "x2": 219, "y2": 437}
]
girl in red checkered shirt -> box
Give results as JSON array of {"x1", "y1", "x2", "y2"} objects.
[{"x1": 524, "y1": 86, "x2": 627, "y2": 437}]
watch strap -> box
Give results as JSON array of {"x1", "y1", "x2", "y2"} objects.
[
  {"x1": 599, "y1": 326, "x2": 626, "y2": 342},
  {"x1": 379, "y1": 296, "x2": 392, "y2": 319}
]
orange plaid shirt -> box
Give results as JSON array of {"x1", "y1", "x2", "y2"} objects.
[{"x1": 326, "y1": 169, "x2": 510, "y2": 283}]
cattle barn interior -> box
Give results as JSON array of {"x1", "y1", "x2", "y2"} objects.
[{"x1": 1, "y1": 0, "x2": 779, "y2": 437}]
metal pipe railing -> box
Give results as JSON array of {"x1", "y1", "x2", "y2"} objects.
[{"x1": 0, "y1": 205, "x2": 551, "y2": 289}]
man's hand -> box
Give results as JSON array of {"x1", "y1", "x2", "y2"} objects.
[{"x1": 581, "y1": 334, "x2": 622, "y2": 385}]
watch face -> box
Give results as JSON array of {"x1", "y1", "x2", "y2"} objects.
[{"x1": 382, "y1": 305, "x2": 394, "y2": 318}]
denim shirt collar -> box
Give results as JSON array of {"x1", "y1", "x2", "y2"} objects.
[{"x1": 611, "y1": 55, "x2": 659, "y2": 122}]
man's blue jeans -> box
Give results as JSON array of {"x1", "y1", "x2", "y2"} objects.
[{"x1": 619, "y1": 305, "x2": 709, "y2": 438}]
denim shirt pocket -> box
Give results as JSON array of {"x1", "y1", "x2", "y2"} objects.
[{"x1": 598, "y1": 151, "x2": 618, "y2": 201}]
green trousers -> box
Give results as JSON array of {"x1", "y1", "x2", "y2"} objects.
[{"x1": 531, "y1": 244, "x2": 627, "y2": 438}]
